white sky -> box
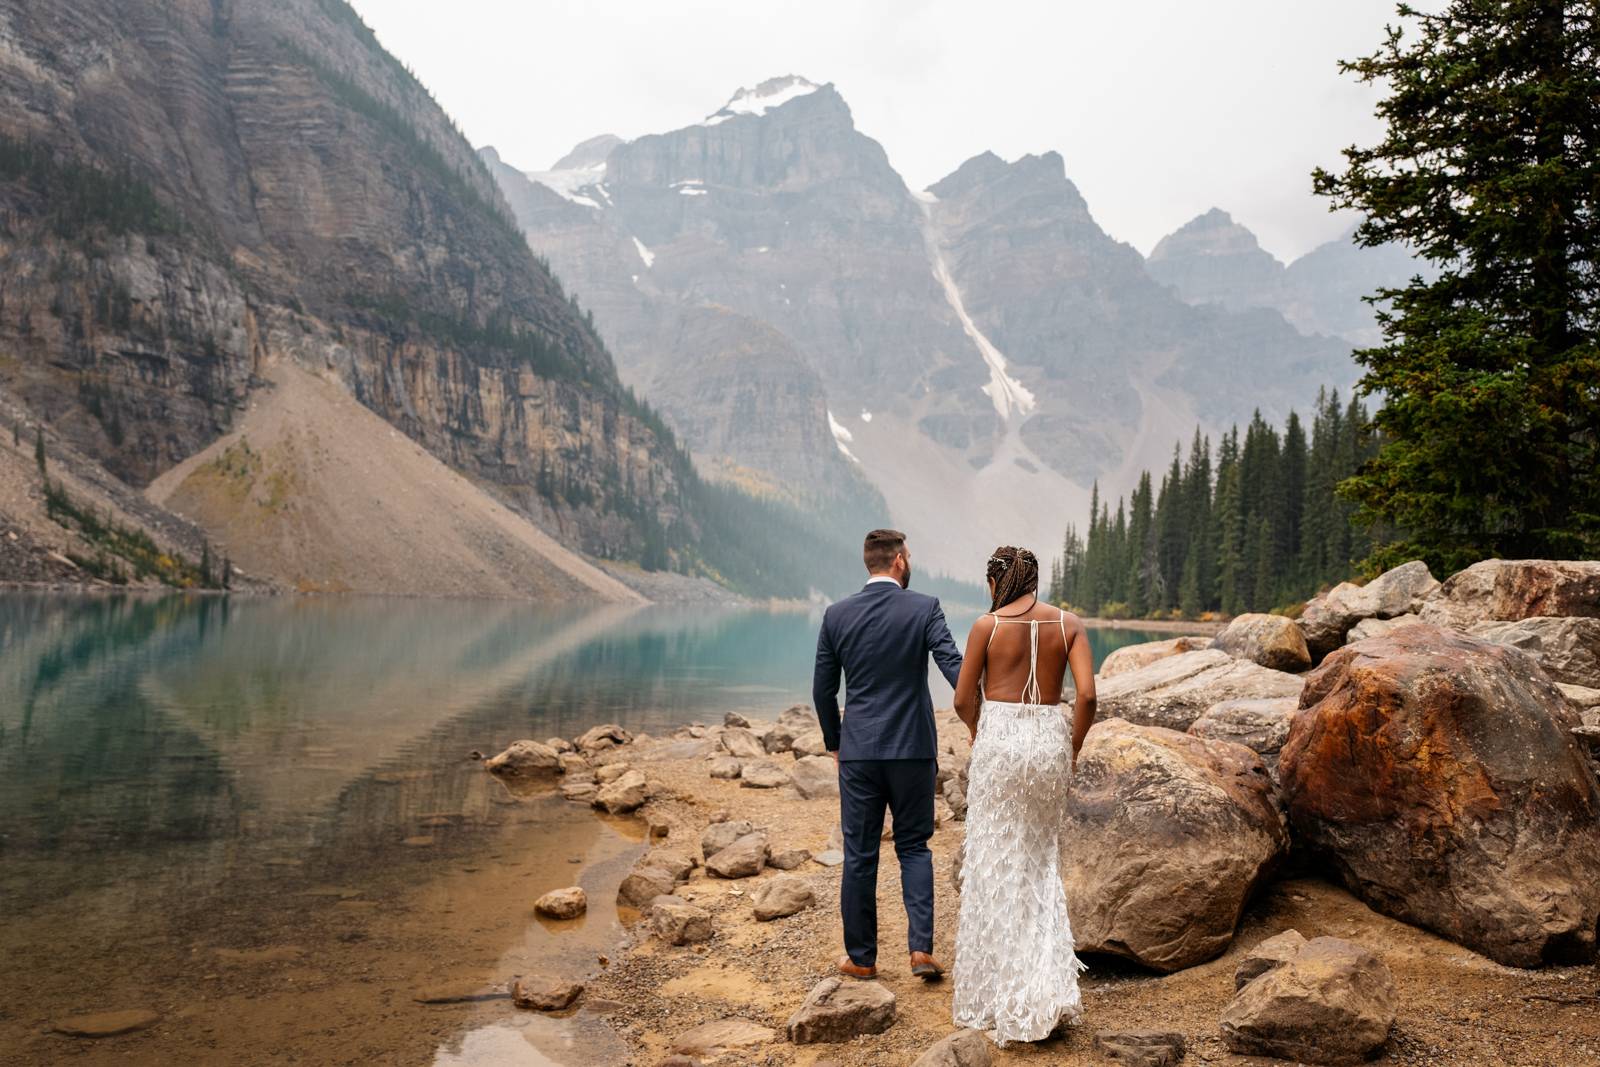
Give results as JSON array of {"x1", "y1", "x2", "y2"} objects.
[{"x1": 348, "y1": 0, "x2": 1410, "y2": 262}]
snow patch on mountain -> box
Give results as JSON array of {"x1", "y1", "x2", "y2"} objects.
[
  {"x1": 827, "y1": 409, "x2": 860, "y2": 462},
  {"x1": 525, "y1": 160, "x2": 608, "y2": 209},
  {"x1": 632, "y1": 237, "x2": 654, "y2": 268},
  {"x1": 704, "y1": 75, "x2": 820, "y2": 125}
]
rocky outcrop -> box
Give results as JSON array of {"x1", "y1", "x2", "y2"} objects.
[
  {"x1": 1098, "y1": 636, "x2": 1212, "y2": 679},
  {"x1": 1065, "y1": 720, "x2": 1289, "y2": 971},
  {"x1": 1280, "y1": 624, "x2": 1600, "y2": 965},
  {"x1": 1093, "y1": 649, "x2": 1302, "y2": 731},
  {"x1": 1419, "y1": 559, "x2": 1600, "y2": 632},
  {"x1": 1147, "y1": 208, "x2": 1286, "y2": 312},
  {"x1": 785, "y1": 977, "x2": 896, "y2": 1043},
  {"x1": 1220, "y1": 932, "x2": 1397, "y2": 1064},
  {"x1": 1211, "y1": 613, "x2": 1311, "y2": 672},
  {"x1": 1301, "y1": 561, "x2": 1439, "y2": 657},
  {"x1": 1468, "y1": 617, "x2": 1600, "y2": 688}
]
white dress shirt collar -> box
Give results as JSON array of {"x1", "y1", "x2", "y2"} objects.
[{"x1": 865, "y1": 575, "x2": 901, "y2": 586}]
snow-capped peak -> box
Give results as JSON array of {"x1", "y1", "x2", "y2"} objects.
[{"x1": 704, "y1": 75, "x2": 820, "y2": 125}]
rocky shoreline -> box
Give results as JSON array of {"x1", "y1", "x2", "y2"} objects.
[{"x1": 477, "y1": 558, "x2": 1600, "y2": 1066}]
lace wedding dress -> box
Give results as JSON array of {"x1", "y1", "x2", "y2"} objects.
[{"x1": 952, "y1": 615, "x2": 1085, "y2": 1045}]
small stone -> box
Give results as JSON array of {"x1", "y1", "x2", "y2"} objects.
[
  {"x1": 724, "y1": 712, "x2": 752, "y2": 728},
  {"x1": 617, "y1": 864, "x2": 677, "y2": 909},
  {"x1": 669, "y1": 1016, "x2": 775, "y2": 1057},
  {"x1": 719, "y1": 726, "x2": 766, "y2": 759},
  {"x1": 595, "y1": 762, "x2": 633, "y2": 784},
  {"x1": 814, "y1": 849, "x2": 844, "y2": 867},
  {"x1": 785, "y1": 977, "x2": 896, "y2": 1043},
  {"x1": 561, "y1": 781, "x2": 599, "y2": 803},
  {"x1": 701, "y1": 820, "x2": 755, "y2": 860},
  {"x1": 511, "y1": 975, "x2": 583, "y2": 1011},
  {"x1": 647, "y1": 815, "x2": 671, "y2": 841},
  {"x1": 707, "y1": 755, "x2": 743, "y2": 779},
  {"x1": 739, "y1": 761, "x2": 791, "y2": 789},
  {"x1": 767, "y1": 847, "x2": 811, "y2": 870},
  {"x1": 1092, "y1": 1030, "x2": 1186, "y2": 1067},
  {"x1": 706, "y1": 832, "x2": 769, "y2": 879},
  {"x1": 912, "y1": 1028, "x2": 993, "y2": 1067},
  {"x1": 51, "y1": 1010, "x2": 162, "y2": 1038},
  {"x1": 651, "y1": 897, "x2": 714, "y2": 945},
  {"x1": 752, "y1": 874, "x2": 816, "y2": 920},
  {"x1": 534, "y1": 886, "x2": 587, "y2": 920},
  {"x1": 638, "y1": 849, "x2": 696, "y2": 882},
  {"x1": 791, "y1": 730, "x2": 829, "y2": 758},
  {"x1": 593, "y1": 770, "x2": 648, "y2": 814}
]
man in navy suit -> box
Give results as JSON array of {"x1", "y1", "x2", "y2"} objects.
[{"x1": 813, "y1": 528, "x2": 963, "y2": 980}]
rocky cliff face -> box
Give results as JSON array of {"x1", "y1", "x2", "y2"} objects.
[
  {"x1": 1149, "y1": 212, "x2": 1433, "y2": 348},
  {"x1": 0, "y1": 0, "x2": 690, "y2": 569},
  {"x1": 488, "y1": 85, "x2": 1358, "y2": 573}
]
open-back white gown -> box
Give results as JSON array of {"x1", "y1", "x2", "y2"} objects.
[{"x1": 952, "y1": 613, "x2": 1085, "y2": 1045}]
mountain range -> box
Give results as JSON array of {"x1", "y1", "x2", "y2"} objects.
[{"x1": 483, "y1": 75, "x2": 1422, "y2": 577}]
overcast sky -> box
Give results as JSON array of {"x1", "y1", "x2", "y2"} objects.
[{"x1": 348, "y1": 0, "x2": 1411, "y2": 262}]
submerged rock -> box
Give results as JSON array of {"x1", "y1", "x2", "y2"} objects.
[
  {"x1": 485, "y1": 740, "x2": 561, "y2": 778},
  {"x1": 1065, "y1": 719, "x2": 1288, "y2": 972},
  {"x1": 785, "y1": 977, "x2": 896, "y2": 1043},
  {"x1": 1280, "y1": 623, "x2": 1600, "y2": 966},
  {"x1": 1220, "y1": 932, "x2": 1397, "y2": 1064},
  {"x1": 1211, "y1": 613, "x2": 1311, "y2": 672}
]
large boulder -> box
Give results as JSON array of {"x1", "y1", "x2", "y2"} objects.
[
  {"x1": 1468, "y1": 617, "x2": 1600, "y2": 689},
  {"x1": 484, "y1": 740, "x2": 560, "y2": 778},
  {"x1": 1187, "y1": 697, "x2": 1297, "y2": 775},
  {"x1": 575, "y1": 723, "x2": 633, "y2": 753},
  {"x1": 1419, "y1": 558, "x2": 1600, "y2": 631},
  {"x1": 751, "y1": 874, "x2": 816, "y2": 920},
  {"x1": 706, "y1": 832, "x2": 769, "y2": 879},
  {"x1": 1065, "y1": 720, "x2": 1289, "y2": 972},
  {"x1": 910, "y1": 1029, "x2": 992, "y2": 1067},
  {"x1": 1093, "y1": 649, "x2": 1302, "y2": 732},
  {"x1": 1220, "y1": 932, "x2": 1397, "y2": 1064},
  {"x1": 1098, "y1": 635, "x2": 1211, "y2": 679},
  {"x1": 1211, "y1": 613, "x2": 1312, "y2": 672},
  {"x1": 790, "y1": 754, "x2": 839, "y2": 799},
  {"x1": 1280, "y1": 623, "x2": 1600, "y2": 966},
  {"x1": 784, "y1": 977, "x2": 896, "y2": 1043},
  {"x1": 1301, "y1": 560, "x2": 1439, "y2": 657},
  {"x1": 592, "y1": 770, "x2": 648, "y2": 815}
]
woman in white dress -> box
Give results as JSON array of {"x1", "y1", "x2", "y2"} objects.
[{"x1": 950, "y1": 545, "x2": 1098, "y2": 1045}]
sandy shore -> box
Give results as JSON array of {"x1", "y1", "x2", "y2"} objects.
[
  {"x1": 573, "y1": 713, "x2": 1600, "y2": 1066},
  {"x1": 1078, "y1": 616, "x2": 1226, "y2": 635}
]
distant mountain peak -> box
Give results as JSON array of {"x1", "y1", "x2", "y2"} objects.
[
  {"x1": 552, "y1": 133, "x2": 624, "y2": 172},
  {"x1": 1149, "y1": 208, "x2": 1273, "y2": 263},
  {"x1": 704, "y1": 75, "x2": 823, "y2": 124}
]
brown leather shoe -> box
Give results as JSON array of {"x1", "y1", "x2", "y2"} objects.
[
  {"x1": 910, "y1": 951, "x2": 945, "y2": 981},
  {"x1": 837, "y1": 955, "x2": 877, "y2": 980}
]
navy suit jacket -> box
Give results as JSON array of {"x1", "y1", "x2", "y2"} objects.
[{"x1": 812, "y1": 581, "x2": 963, "y2": 761}]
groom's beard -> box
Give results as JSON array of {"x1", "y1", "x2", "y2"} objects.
[{"x1": 899, "y1": 565, "x2": 911, "y2": 589}]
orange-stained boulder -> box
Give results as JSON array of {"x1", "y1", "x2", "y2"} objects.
[{"x1": 1280, "y1": 623, "x2": 1600, "y2": 966}]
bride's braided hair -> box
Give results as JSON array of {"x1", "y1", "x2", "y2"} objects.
[{"x1": 986, "y1": 546, "x2": 1039, "y2": 612}]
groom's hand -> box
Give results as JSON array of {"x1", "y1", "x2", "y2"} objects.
[{"x1": 830, "y1": 750, "x2": 838, "y2": 768}]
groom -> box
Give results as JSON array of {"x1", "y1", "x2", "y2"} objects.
[{"x1": 812, "y1": 528, "x2": 963, "y2": 980}]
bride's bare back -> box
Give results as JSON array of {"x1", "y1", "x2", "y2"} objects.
[{"x1": 952, "y1": 596, "x2": 1098, "y2": 755}]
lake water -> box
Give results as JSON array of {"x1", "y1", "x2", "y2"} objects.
[{"x1": 0, "y1": 593, "x2": 1169, "y2": 1065}]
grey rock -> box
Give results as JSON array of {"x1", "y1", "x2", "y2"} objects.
[
  {"x1": 668, "y1": 1016, "x2": 774, "y2": 1057},
  {"x1": 1345, "y1": 613, "x2": 1417, "y2": 643},
  {"x1": 533, "y1": 886, "x2": 587, "y2": 919},
  {"x1": 719, "y1": 726, "x2": 766, "y2": 759},
  {"x1": 791, "y1": 730, "x2": 830, "y2": 757},
  {"x1": 706, "y1": 832, "x2": 769, "y2": 879},
  {"x1": 767, "y1": 847, "x2": 811, "y2": 870},
  {"x1": 576, "y1": 724, "x2": 634, "y2": 753},
  {"x1": 638, "y1": 849, "x2": 696, "y2": 882},
  {"x1": 752, "y1": 873, "x2": 815, "y2": 920},
  {"x1": 791, "y1": 754, "x2": 840, "y2": 799},
  {"x1": 707, "y1": 755, "x2": 744, "y2": 779},
  {"x1": 617, "y1": 864, "x2": 677, "y2": 909},
  {"x1": 1469, "y1": 616, "x2": 1600, "y2": 688},
  {"x1": 723, "y1": 712, "x2": 751, "y2": 728},
  {"x1": 1093, "y1": 649, "x2": 1302, "y2": 732},
  {"x1": 911, "y1": 1028, "x2": 992, "y2": 1067},
  {"x1": 1211, "y1": 613, "x2": 1311, "y2": 672},
  {"x1": 1221, "y1": 933, "x2": 1397, "y2": 1064},
  {"x1": 1099, "y1": 636, "x2": 1213, "y2": 679},
  {"x1": 1420, "y1": 558, "x2": 1600, "y2": 631},
  {"x1": 592, "y1": 769, "x2": 648, "y2": 814},
  {"x1": 700, "y1": 819, "x2": 755, "y2": 860},
  {"x1": 651, "y1": 897, "x2": 713, "y2": 945},
  {"x1": 785, "y1": 977, "x2": 896, "y2": 1043},
  {"x1": 739, "y1": 761, "x2": 791, "y2": 789},
  {"x1": 1234, "y1": 928, "x2": 1308, "y2": 989},
  {"x1": 813, "y1": 849, "x2": 844, "y2": 867},
  {"x1": 1092, "y1": 1030, "x2": 1186, "y2": 1067},
  {"x1": 1187, "y1": 697, "x2": 1297, "y2": 772}
]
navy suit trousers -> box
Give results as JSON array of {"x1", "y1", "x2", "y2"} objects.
[{"x1": 838, "y1": 757, "x2": 937, "y2": 966}]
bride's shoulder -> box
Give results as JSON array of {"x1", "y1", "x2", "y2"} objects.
[{"x1": 1053, "y1": 607, "x2": 1086, "y2": 632}]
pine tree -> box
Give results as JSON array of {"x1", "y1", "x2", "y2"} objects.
[
  {"x1": 1315, "y1": 1, "x2": 1600, "y2": 571},
  {"x1": 34, "y1": 426, "x2": 45, "y2": 474}
]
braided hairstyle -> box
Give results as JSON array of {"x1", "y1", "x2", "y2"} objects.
[{"x1": 986, "y1": 545, "x2": 1039, "y2": 612}]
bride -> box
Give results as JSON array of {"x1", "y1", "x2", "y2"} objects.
[{"x1": 950, "y1": 545, "x2": 1098, "y2": 1044}]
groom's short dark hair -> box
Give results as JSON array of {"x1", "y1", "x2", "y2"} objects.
[{"x1": 863, "y1": 528, "x2": 907, "y2": 572}]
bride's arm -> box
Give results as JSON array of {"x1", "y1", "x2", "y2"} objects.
[
  {"x1": 952, "y1": 616, "x2": 993, "y2": 742},
  {"x1": 1065, "y1": 615, "x2": 1097, "y2": 766}
]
